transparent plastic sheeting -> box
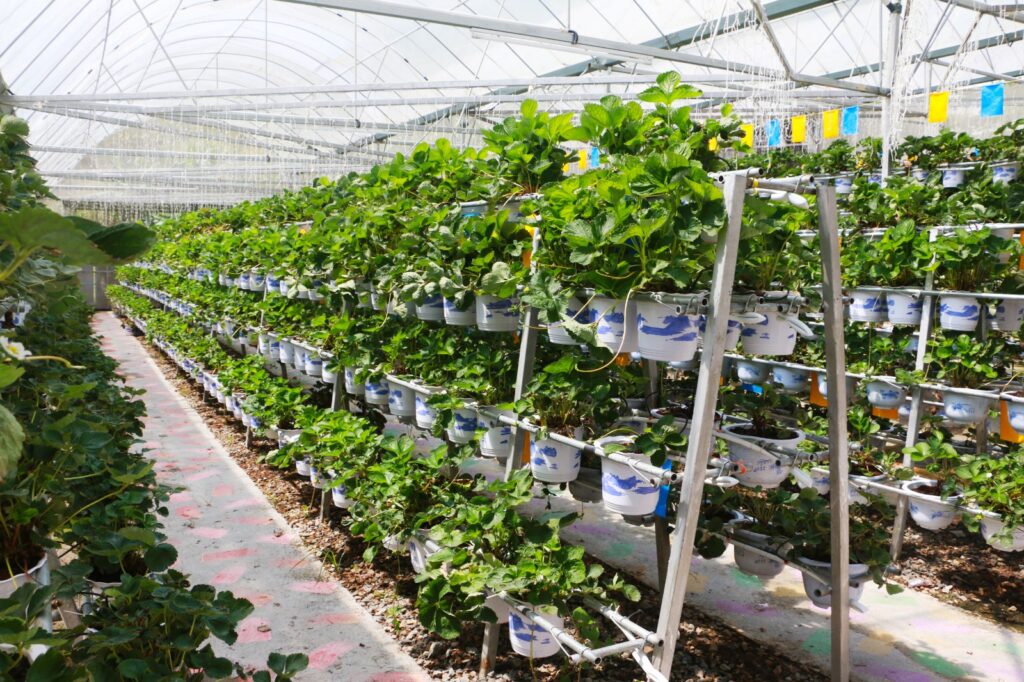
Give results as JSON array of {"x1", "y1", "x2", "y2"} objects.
[{"x1": 1, "y1": 0, "x2": 1023, "y2": 208}]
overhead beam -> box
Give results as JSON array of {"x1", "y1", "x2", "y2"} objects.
[
  {"x1": 282, "y1": 0, "x2": 882, "y2": 95},
  {"x1": 938, "y1": 0, "x2": 1024, "y2": 24}
]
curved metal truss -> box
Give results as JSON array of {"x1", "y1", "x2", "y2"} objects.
[{"x1": 1, "y1": 0, "x2": 1022, "y2": 207}]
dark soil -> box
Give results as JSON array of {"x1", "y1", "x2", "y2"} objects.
[
  {"x1": 891, "y1": 524, "x2": 1024, "y2": 631},
  {"x1": 730, "y1": 424, "x2": 798, "y2": 441},
  {"x1": 142, "y1": 337, "x2": 826, "y2": 682},
  {"x1": 0, "y1": 546, "x2": 45, "y2": 582}
]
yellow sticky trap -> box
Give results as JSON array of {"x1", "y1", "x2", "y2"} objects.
[
  {"x1": 822, "y1": 110, "x2": 840, "y2": 139},
  {"x1": 740, "y1": 124, "x2": 754, "y2": 148},
  {"x1": 522, "y1": 249, "x2": 532, "y2": 268},
  {"x1": 1000, "y1": 401, "x2": 1024, "y2": 443},
  {"x1": 521, "y1": 432, "x2": 531, "y2": 465},
  {"x1": 708, "y1": 136, "x2": 719, "y2": 151},
  {"x1": 578, "y1": 149, "x2": 587, "y2": 170},
  {"x1": 873, "y1": 407, "x2": 899, "y2": 421},
  {"x1": 809, "y1": 372, "x2": 828, "y2": 407},
  {"x1": 928, "y1": 91, "x2": 949, "y2": 123},
  {"x1": 1018, "y1": 232, "x2": 1024, "y2": 269},
  {"x1": 791, "y1": 114, "x2": 807, "y2": 143}
]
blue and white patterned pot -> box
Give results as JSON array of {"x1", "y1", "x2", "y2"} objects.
[
  {"x1": 941, "y1": 390, "x2": 989, "y2": 424},
  {"x1": 475, "y1": 295, "x2": 520, "y2": 332},
  {"x1": 849, "y1": 289, "x2": 887, "y2": 322},
  {"x1": 416, "y1": 293, "x2": 445, "y2": 322},
  {"x1": 905, "y1": 480, "x2": 960, "y2": 531},
  {"x1": 772, "y1": 366, "x2": 810, "y2": 394},
  {"x1": 364, "y1": 379, "x2": 390, "y2": 405},
  {"x1": 1006, "y1": 400, "x2": 1024, "y2": 433},
  {"x1": 387, "y1": 383, "x2": 415, "y2": 416},
  {"x1": 735, "y1": 360, "x2": 770, "y2": 384},
  {"x1": 941, "y1": 168, "x2": 965, "y2": 188},
  {"x1": 635, "y1": 301, "x2": 700, "y2": 362},
  {"x1": 886, "y1": 291, "x2": 923, "y2": 325},
  {"x1": 980, "y1": 517, "x2": 1024, "y2": 552},
  {"x1": 546, "y1": 297, "x2": 587, "y2": 346},
  {"x1": 508, "y1": 611, "x2": 563, "y2": 659},
  {"x1": 596, "y1": 436, "x2": 660, "y2": 516},
  {"x1": 479, "y1": 408, "x2": 514, "y2": 459},
  {"x1": 938, "y1": 295, "x2": 980, "y2": 331},
  {"x1": 865, "y1": 380, "x2": 906, "y2": 408},
  {"x1": 443, "y1": 296, "x2": 476, "y2": 327},
  {"x1": 590, "y1": 296, "x2": 638, "y2": 353},
  {"x1": 723, "y1": 424, "x2": 803, "y2": 489},
  {"x1": 446, "y1": 407, "x2": 479, "y2": 444},
  {"x1": 993, "y1": 163, "x2": 1018, "y2": 185},
  {"x1": 530, "y1": 437, "x2": 582, "y2": 483},
  {"x1": 835, "y1": 177, "x2": 853, "y2": 194}
]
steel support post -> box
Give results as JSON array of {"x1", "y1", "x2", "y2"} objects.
[
  {"x1": 650, "y1": 174, "x2": 746, "y2": 679},
  {"x1": 816, "y1": 184, "x2": 851, "y2": 682}
]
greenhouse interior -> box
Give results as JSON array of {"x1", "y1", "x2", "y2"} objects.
[{"x1": 2, "y1": 1, "x2": 1024, "y2": 680}]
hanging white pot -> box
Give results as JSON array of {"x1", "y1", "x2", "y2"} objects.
[
  {"x1": 267, "y1": 334, "x2": 281, "y2": 360},
  {"x1": 865, "y1": 380, "x2": 906, "y2": 408},
  {"x1": 237, "y1": 273, "x2": 251, "y2": 290},
  {"x1": 306, "y1": 283, "x2": 325, "y2": 302},
  {"x1": 816, "y1": 374, "x2": 859, "y2": 404},
  {"x1": 799, "y1": 559, "x2": 871, "y2": 610},
  {"x1": 590, "y1": 296, "x2": 639, "y2": 354},
  {"x1": 310, "y1": 466, "x2": 327, "y2": 489},
  {"x1": 0, "y1": 554, "x2": 48, "y2": 599},
  {"x1": 295, "y1": 456, "x2": 312, "y2": 478},
  {"x1": 735, "y1": 359, "x2": 769, "y2": 384},
  {"x1": 278, "y1": 338, "x2": 295, "y2": 364},
  {"x1": 938, "y1": 295, "x2": 981, "y2": 331},
  {"x1": 979, "y1": 517, "x2": 1024, "y2": 552},
  {"x1": 848, "y1": 289, "x2": 888, "y2": 322},
  {"x1": 443, "y1": 296, "x2": 476, "y2": 327},
  {"x1": 331, "y1": 482, "x2": 351, "y2": 509},
  {"x1": 731, "y1": 528, "x2": 786, "y2": 579},
  {"x1": 414, "y1": 387, "x2": 441, "y2": 429},
  {"x1": 249, "y1": 272, "x2": 266, "y2": 292},
  {"x1": 407, "y1": 537, "x2": 440, "y2": 574},
  {"x1": 483, "y1": 594, "x2": 510, "y2": 624},
  {"x1": 218, "y1": 273, "x2": 229, "y2": 286},
  {"x1": 697, "y1": 315, "x2": 744, "y2": 351},
  {"x1": 446, "y1": 407, "x2": 480, "y2": 444},
  {"x1": 222, "y1": 319, "x2": 236, "y2": 338},
  {"x1": 278, "y1": 279, "x2": 291, "y2": 296},
  {"x1": 546, "y1": 297, "x2": 587, "y2": 346},
  {"x1": 475, "y1": 295, "x2": 520, "y2": 332},
  {"x1": 595, "y1": 436, "x2": 661, "y2": 516},
  {"x1": 344, "y1": 367, "x2": 365, "y2": 396},
  {"x1": 257, "y1": 333, "x2": 269, "y2": 355},
  {"x1": 388, "y1": 383, "x2": 416, "y2": 417},
  {"x1": 277, "y1": 428, "x2": 303, "y2": 448},
  {"x1": 941, "y1": 390, "x2": 989, "y2": 424},
  {"x1": 479, "y1": 409, "x2": 514, "y2": 459},
  {"x1": 415, "y1": 293, "x2": 445, "y2": 322},
  {"x1": 992, "y1": 299, "x2": 1024, "y2": 332},
  {"x1": 867, "y1": 174, "x2": 883, "y2": 185},
  {"x1": 321, "y1": 364, "x2": 339, "y2": 384},
  {"x1": 905, "y1": 480, "x2": 960, "y2": 531},
  {"x1": 635, "y1": 300, "x2": 700, "y2": 362},
  {"x1": 722, "y1": 424, "x2": 804, "y2": 489},
  {"x1": 993, "y1": 163, "x2": 1019, "y2": 184},
  {"x1": 304, "y1": 354, "x2": 323, "y2": 377},
  {"x1": 364, "y1": 379, "x2": 390, "y2": 405},
  {"x1": 911, "y1": 168, "x2": 929, "y2": 182},
  {"x1": 508, "y1": 610, "x2": 563, "y2": 659},
  {"x1": 772, "y1": 366, "x2": 810, "y2": 394},
  {"x1": 738, "y1": 312, "x2": 811, "y2": 357},
  {"x1": 530, "y1": 437, "x2": 582, "y2": 483},
  {"x1": 834, "y1": 176, "x2": 853, "y2": 194},
  {"x1": 886, "y1": 291, "x2": 923, "y2": 325},
  {"x1": 266, "y1": 274, "x2": 280, "y2": 292},
  {"x1": 1005, "y1": 400, "x2": 1024, "y2": 432},
  {"x1": 941, "y1": 168, "x2": 965, "y2": 188}
]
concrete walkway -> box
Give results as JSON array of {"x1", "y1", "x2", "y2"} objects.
[{"x1": 94, "y1": 313, "x2": 428, "y2": 682}]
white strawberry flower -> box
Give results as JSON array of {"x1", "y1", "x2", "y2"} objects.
[{"x1": 0, "y1": 337, "x2": 31, "y2": 360}]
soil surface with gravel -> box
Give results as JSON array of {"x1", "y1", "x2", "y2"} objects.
[{"x1": 139, "y1": 336, "x2": 826, "y2": 682}]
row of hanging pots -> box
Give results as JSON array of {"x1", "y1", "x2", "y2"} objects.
[
  {"x1": 902, "y1": 480, "x2": 1024, "y2": 551},
  {"x1": 217, "y1": 270, "x2": 325, "y2": 302},
  {"x1": 849, "y1": 288, "x2": 1024, "y2": 332},
  {"x1": 405, "y1": 293, "x2": 521, "y2": 332},
  {"x1": 835, "y1": 163, "x2": 1017, "y2": 194}
]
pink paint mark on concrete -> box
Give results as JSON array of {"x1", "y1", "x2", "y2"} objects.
[
  {"x1": 202, "y1": 548, "x2": 256, "y2": 562},
  {"x1": 274, "y1": 557, "x2": 310, "y2": 570},
  {"x1": 290, "y1": 581, "x2": 336, "y2": 595},
  {"x1": 236, "y1": 617, "x2": 272, "y2": 644},
  {"x1": 211, "y1": 564, "x2": 247, "y2": 585},
  {"x1": 226, "y1": 497, "x2": 264, "y2": 510},
  {"x1": 168, "y1": 491, "x2": 192, "y2": 504},
  {"x1": 174, "y1": 505, "x2": 202, "y2": 520},
  {"x1": 154, "y1": 461, "x2": 179, "y2": 471},
  {"x1": 307, "y1": 641, "x2": 356, "y2": 670},
  {"x1": 257, "y1": 533, "x2": 295, "y2": 545},
  {"x1": 212, "y1": 484, "x2": 234, "y2": 497},
  {"x1": 311, "y1": 613, "x2": 360, "y2": 625},
  {"x1": 235, "y1": 591, "x2": 273, "y2": 607},
  {"x1": 185, "y1": 470, "x2": 218, "y2": 483},
  {"x1": 189, "y1": 527, "x2": 228, "y2": 539},
  {"x1": 236, "y1": 515, "x2": 273, "y2": 526}
]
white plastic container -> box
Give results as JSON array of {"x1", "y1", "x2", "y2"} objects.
[
  {"x1": 365, "y1": 380, "x2": 390, "y2": 405},
  {"x1": 508, "y1": 611, "x2": 563, "y2": 659},
  {"x1": 722, "y1": 424, "x2": 804, "y2": 489},
  {"x1": 1006, "y1": 400, "x2": 1024, "y2": 432},
  {"x1": 331, "y1": 483, "x2": 351, "y2": 509},
  {"x1": 848, "y1": 289, "x2": 887, "y2": 322},
  {"x1": 344, "y1": 368, "x2": 365, "y2": 396},
  {"x1": 476, "y1": 295, "x2": 519, "y2": 332},
  {"x1": 295, "y1": 456, "x2": 312, "y2": 478},
  {"x1": 590, "y1": 296, "x2": 638, "y2": 354},
  {"x1": 479, "y1": 409, "x2": 514, "y2": 459},
  {"x1": 443, "y1": 297, "x2": 476, "y2": 327},
  {"x1": 835, "y1": 177, "x2": 853, "y2": 194},
  {"x1": 731, "y1": 529, "x2": 785, "y2": 579},
  {"x1": 800, "y1": 559, "x2": 870, "y2": 610},
  {"x1": 446, "y1": 407, "x2": 480, "y2": 444},
  {"x1": 772, "y1": 366, "x2": 810, "y2": 394},
  {"x1": 416, "y1": 294, "x2": 445, "y2": 322},
  {"x1": 992, "y1": 300, "x2": 1024, "y2": 332},
  {"x1": 886, "y1": 291, "x2": 923, "y2": 325},
  {"x1": 0, "y1": 554, "x2": 48, "y2": 599},
  {"x1": 938, "y1": 295, "x2": 980, "y2": 331},
  {"x1": 635, "y1": 301, "x2": 700, "y2": 362},
  {"x1": 905, "y1": 480, "x2": 960, "y2": 531},
  {"x1": 941, "y1": 168, "x2": 965, "y2": 188},
  {"x1": 979, "y1": 517, "x2": 1024, "y2": 552},
  {"x1": 414, "y1": 388, "x2": 440, "y2": 429},
  {"x1": 993, "y1": 163, "x2": 1019, "y2": 184},
  {"x1": 530, "y1": 437, "x2": 582, "y2": 483},
  {"x1": 941, "y1": 390, "x2": 989, "y2": 424},
  {"x1": 388, "y1": 383, "x2": 415, "y2": 417},
  {"x1": 304, "y1": 354, "x2": 323, "y2": 377},
  {"x1": 546, "y1": 297, "x2": 587, "y2": 346},
  {"x1": 865, "y1": 380, "x2": 906, "y2": 408},
  {"x1": 739, "y1": 313, "x2": 808, "y2": 356},
  {"x1": 735, "y1": 360, "x2": 769, "y2": 384},
  {"x1": 595, "y1": 436, "x2": 661, "y2": 516}
]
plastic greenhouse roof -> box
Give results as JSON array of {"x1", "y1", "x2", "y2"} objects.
[{"x1": 1, "y1": 0, "x2": 1023, "y2": 209}]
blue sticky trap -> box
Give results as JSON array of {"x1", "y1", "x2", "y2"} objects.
[
  {"x1": 655, "y1": 459, "x2": 673, "y2": 518},
  {"x1": 766, "y1": 119, "x2": 782, "y2": 148},
  {"x1": 981, "y1": 83, "x2": 1004, "y2": 118},
  {"x1": 841, "y1": 105, "x2": 860, "y2": 135},
  {"x1": 589, "y1": 146, "x2": 600, "y2": 167},
  {"x1": 740, "y1": 383, "x2": 764, "y2": 395}
]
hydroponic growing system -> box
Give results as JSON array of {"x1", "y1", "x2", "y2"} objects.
[{"x1": 4, "y1": 2, "x2": 1024, "y2": 681}]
